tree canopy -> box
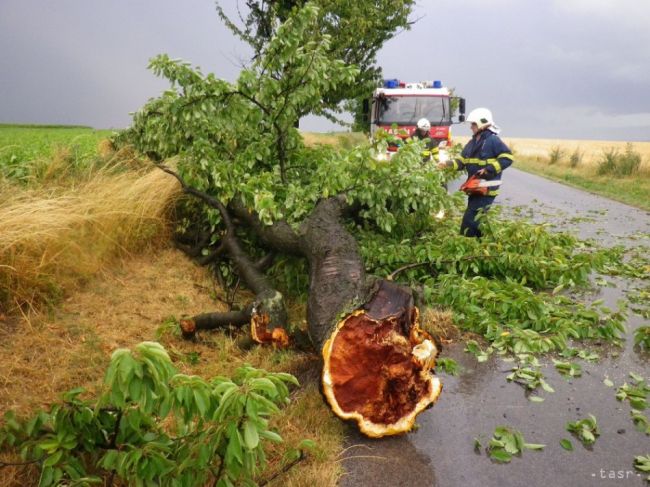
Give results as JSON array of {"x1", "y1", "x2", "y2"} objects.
[{"x1": 215, "y1": 0, "x2": 417, "y2": 128}]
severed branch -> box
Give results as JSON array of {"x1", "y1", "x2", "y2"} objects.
[
  {"x1": 180, "y1": 303, "x2": 255, "y2": 338},
  {"x1": 156, "y1": 163, "x2": 289, "y2": 346},
  {"x1": 0, "y1": 459, "x2": 40, "y2": 468},
  {"x1": 174, "y1": 229, "x2": 213, "y2": 258},
  {"x1": 254, "y1": 252, "x2": 276, "y2": 271}
]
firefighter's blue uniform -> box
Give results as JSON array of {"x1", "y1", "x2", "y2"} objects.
[{"x1": 448, "y1": 130, "x2": 514, "y2": 237}]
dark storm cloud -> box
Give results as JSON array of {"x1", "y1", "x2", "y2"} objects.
[
  {"x1": 379, "y1": 0, "x2": 650, "y2": 140},
  {"x1": 1, "y1": 0, "x2": 647, "y2": 140},
  {"x1": 0, "y1": 0, "x2": 249, "y2": 128}
]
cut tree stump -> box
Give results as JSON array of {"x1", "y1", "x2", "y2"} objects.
[{"x1": 321, "y1": 280, "x2": 442, "y2": 437}]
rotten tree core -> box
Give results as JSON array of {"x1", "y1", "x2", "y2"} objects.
[{"x1": 322, "y1": 281, "x2": 442, "y2": 437}]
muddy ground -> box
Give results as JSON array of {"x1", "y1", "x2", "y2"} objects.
[{"x1": 341, "y1": 168, "x2": 650, "y2": 487}]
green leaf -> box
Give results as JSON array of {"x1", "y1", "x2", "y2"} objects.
[
  {"x1": 560, "y1": 438, "x2": 573, "y2": 451},
  {"x1": 243, "y1": 420, "x2": 260, "y2": 450},
  {"x1": 194, "y1": 389, "x2": 208, "y2": 416},
  {"x1": 298, "y1": 438, "x2": 316, "y2": 450},
  {"x1": 43, "y1": 450, "x2": 63, "y2": 467},
  {"x1": 523, "y1": 443, "x2": 545, "y2": 450},
  {"x1": 489, "y1": 449, "x2": 512, "y2": 463},
  {"x1": 259, "y1": 430, "x2": 283, "y2": 443}
]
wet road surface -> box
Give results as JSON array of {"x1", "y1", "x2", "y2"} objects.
[{"x1": 341, "y1": 168, "x2": 650, "y2": 487}]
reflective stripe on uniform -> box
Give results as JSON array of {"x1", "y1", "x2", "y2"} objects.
[
  {"x1": 487, "y1": 158, "x2": 502, "y2": 173},
  {"x1": 465, "y1": 157, "x2": 487, "y2": 166},
  {"x1": 497, "y1": 153, "x2": 514, "y2": 160}
]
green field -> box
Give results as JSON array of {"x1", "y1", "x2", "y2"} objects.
[{"x1": 0, "y1": 124, "x2": 113, "y2": 181}]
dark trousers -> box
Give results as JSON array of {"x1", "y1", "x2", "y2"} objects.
[{"x1": 461, "y1": 194, "x2": 495, "y2": 238}]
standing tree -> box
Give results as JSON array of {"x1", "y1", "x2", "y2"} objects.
[{"x1": 215, "y1": 0, "x2": 417, "y2": 129}]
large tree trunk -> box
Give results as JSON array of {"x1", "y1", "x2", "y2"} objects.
[
  {"x1": 166, "y1": 168, "x2": 441, "y2": 437},
  {"x1": 298, "y1": 197, "x2": 441, "y2": 437}
]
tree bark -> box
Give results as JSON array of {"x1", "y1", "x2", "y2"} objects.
[
  {"x1": 235, "y1": 196, "x2": 442, "y2": 436},
  {"x1": 162, "y1": 167, "x2": 440, "y2": 437},
  {"x1": 297, "y1": 198, "x2": 441, "y2": 437}
]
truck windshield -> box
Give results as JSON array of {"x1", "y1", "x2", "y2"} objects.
[{"x1": 377, "y1": 96, "x2": 450, "y2": 125}]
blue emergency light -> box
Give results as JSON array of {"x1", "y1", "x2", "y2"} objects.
[
  {"x1": 384, "y1": 79, "x2": 399, "y2": 88},
  {"x1": 433, "y1": 80, "x2": 442, "y2": 88}
]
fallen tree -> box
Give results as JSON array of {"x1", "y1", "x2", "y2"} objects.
[
  {"x1": 117, "y1": 3, "x2": 628, "y2": 438},
  {"x1": 117, "y1": 4, "x2": 451, "y2": 437}
]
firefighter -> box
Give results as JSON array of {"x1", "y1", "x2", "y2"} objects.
[
  {"x1": 411, "y1": 118, "x2": 439, "y2": 162},
  {"x1": 437, "y1": 108, "x2": 513, "y2": 238}
]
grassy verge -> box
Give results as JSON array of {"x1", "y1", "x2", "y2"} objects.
[
  {"x1": 0, "y1": 126, "x2": 346, "y2": 486},
  {"x1": 0, "y1": 248, "x2": 345, "y2": 486},
  {"x1": 515, "y1": 157, "x2": 650, "y2": 211}
]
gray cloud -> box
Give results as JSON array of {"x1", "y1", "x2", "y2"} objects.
[
  {"x1": 0, "y1": 0, "x2": 647, "y2": 140},
  {"x1": 378, "y1": 0, "x2": 649, "y2": 140}
]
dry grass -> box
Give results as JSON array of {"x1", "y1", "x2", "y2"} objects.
[
  {"x1": 301, "y1": 131, "x2": 368, "y2": 150},
  {"x1": 454, "y1": 136, "x2": 650, "y2": 171},
  {"x1": 0, "y1": 248, "x2": 344, "y2": 486},
  {"x1": 0, "y1": 138, "x2": 344, "y2": 486},
  {"x1": 0, "y1": 161, "x2": 181, "y2": 313},
  {"x1": 421, "y1": 307, "x2": 458, "y2": 343}
]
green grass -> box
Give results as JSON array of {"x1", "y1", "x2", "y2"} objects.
[
  {"x1": 516, "y1": 158, "x2": 650, "y2": 211},
  {"x1": 0, "y1": 124, "x2": 113, "y2": 181}
]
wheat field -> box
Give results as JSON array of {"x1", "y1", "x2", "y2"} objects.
[{"x1": 454, "y1": 135, "x2": 650, "y2": 170}]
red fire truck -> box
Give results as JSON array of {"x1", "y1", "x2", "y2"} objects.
[{"x1": 369, "y1": 79, "x2": 465, "y2": 159}]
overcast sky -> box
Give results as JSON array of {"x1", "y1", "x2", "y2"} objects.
[{"x1": 1, "y1": 0, "x2": 648, "y2": 141}]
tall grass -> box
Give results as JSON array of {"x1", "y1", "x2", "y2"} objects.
[
  {"x1": 548, "y1": 146, "x2": 564, "y2": 165},
  {"x1": 0, "y1": 162, "x2": 180, "y2": 313},
  {"x1": 569, "y1": 148, "x2": 583, "y2": 168},
  {"x1": 301, "y1": 131, "x2": 368, "y2": 149}
]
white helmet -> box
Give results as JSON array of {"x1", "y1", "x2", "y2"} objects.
[
  {"x1": 416, "y1": 118, "x2": 431, "y2": 131},
  {"x1": 466, "y1": 108, "x2": 494, "y2": 130}
]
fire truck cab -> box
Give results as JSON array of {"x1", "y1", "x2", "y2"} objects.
[{"x1": 369, "y1": 79, "x2": 465, "y2": 159}]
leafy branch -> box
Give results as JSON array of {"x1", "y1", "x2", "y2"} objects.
[{"x1": 0, "y1": 342, "x2": 303, "y2": 487}]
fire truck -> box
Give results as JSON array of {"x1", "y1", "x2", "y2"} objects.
[{"x1": 368, "y1": 79, "x2": 466, "y2": 159}]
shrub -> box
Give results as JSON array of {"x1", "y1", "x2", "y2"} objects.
[
  {"x1": 0, "y1": 342, "x2": 302, "y2": 487},
  {"x1": 618, "y1": 143, "x2": 642, "y2": 176},
  {"x1": 548, "y1": 146, "x2": 564, "y2": 165},
  {"x1": 597, "y1": 148, "x2": 618, "y2": 175},
  {"x1": 597, "y1": 144, "x2": 642, "y2": 176},
  {"x1": 569, "y1": 148, "x2": 583, "y2": 168}
]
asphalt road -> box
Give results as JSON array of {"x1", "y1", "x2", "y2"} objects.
[{"x1": 341, "y1": 168, "x2": 650, "y2": 487}]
